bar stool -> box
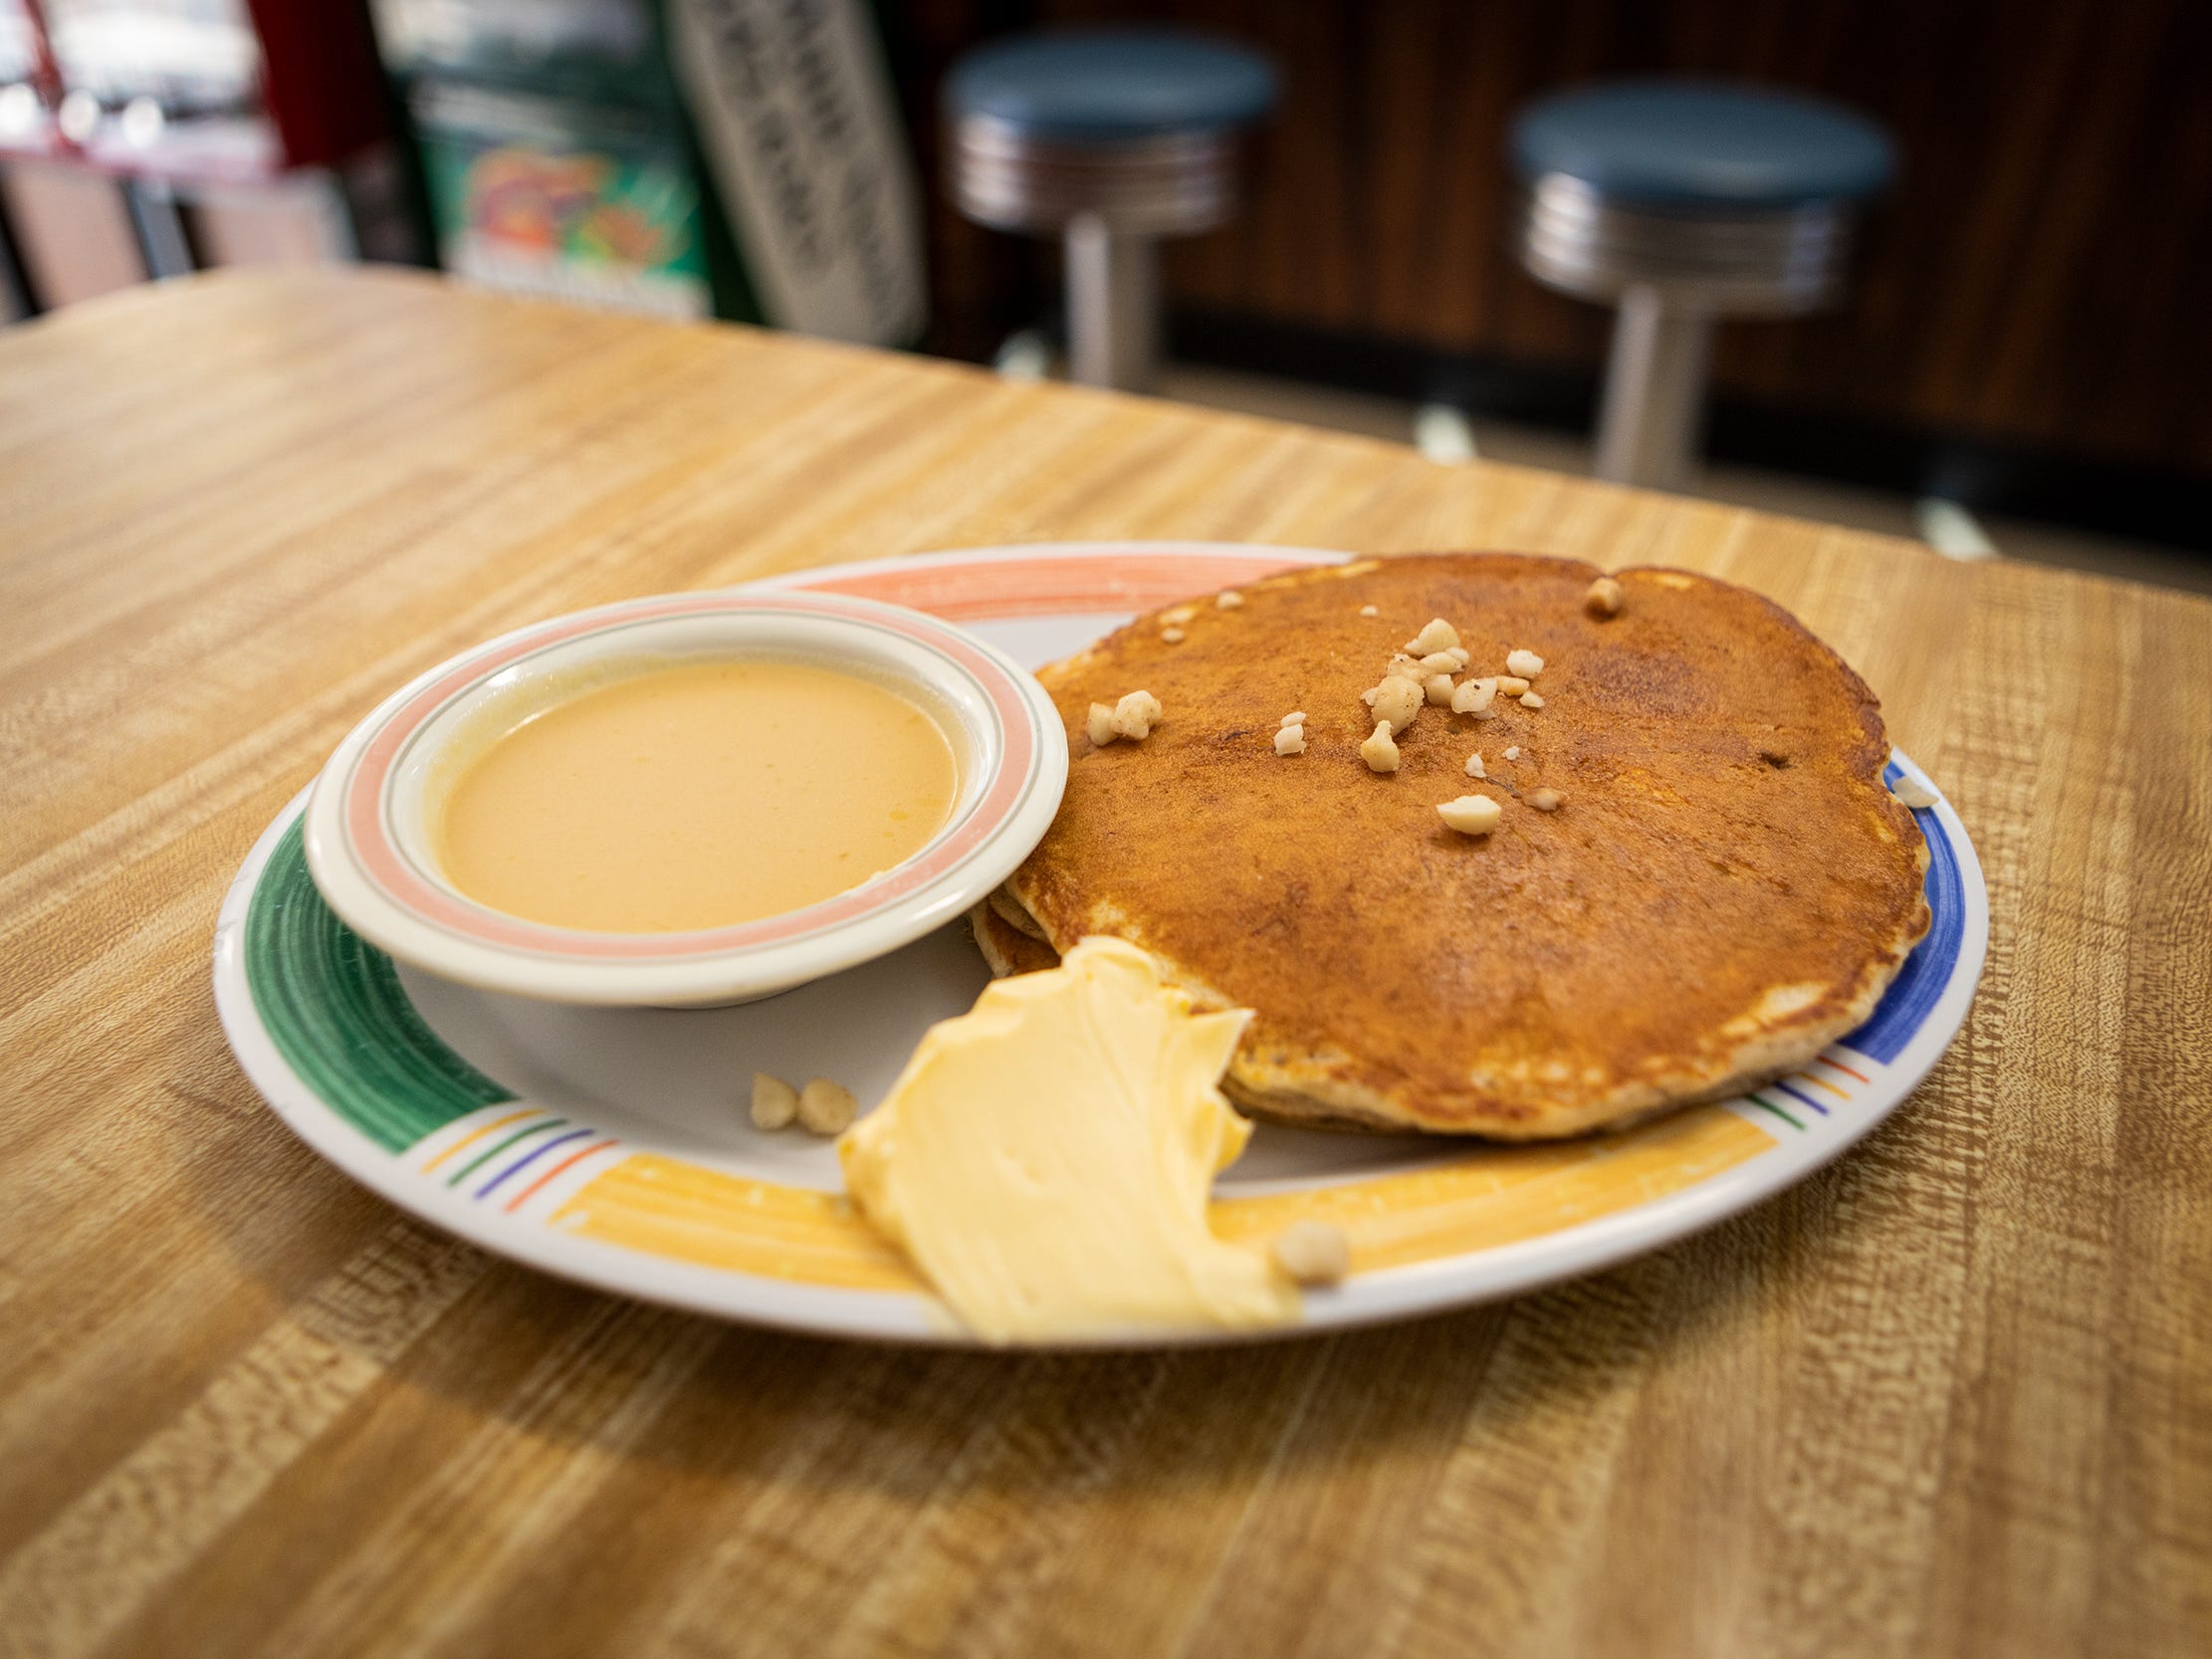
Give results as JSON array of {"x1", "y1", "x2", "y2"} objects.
[
  {"x1": 1511, "y1": 82, "x2": 1895, "y2": 489},
  {"x1": 945, "y1": 29, "x2": 1277, "y2": 391}
]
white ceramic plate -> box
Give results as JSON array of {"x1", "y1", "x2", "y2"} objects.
[{"x1": 213, "y1": 543, "x2": 1988, "y2": 1347}]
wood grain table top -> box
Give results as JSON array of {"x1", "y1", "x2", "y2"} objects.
[{"x1": 2, "y1": 270, "x2": 2206, "y2": 1659}]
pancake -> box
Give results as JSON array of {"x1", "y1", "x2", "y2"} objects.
[{"x1": 991, "y1": 553, "x2": 1930, "y2": 1139}]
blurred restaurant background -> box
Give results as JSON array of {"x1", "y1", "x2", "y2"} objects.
[{"x1": 1, "y1": 0, "x2": 2204, "y2": 592}]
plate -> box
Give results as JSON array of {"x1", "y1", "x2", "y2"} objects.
[{"x1": 213, "y1": 542, "x2": 1988, "y2": 1346}]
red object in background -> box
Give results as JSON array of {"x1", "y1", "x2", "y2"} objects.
[
  {"x1": 2, "y1": 0, "x2": 389, "y2": 182},
  {"x1": 242, "y1": 0, "x2": 387, "y2": 171}
]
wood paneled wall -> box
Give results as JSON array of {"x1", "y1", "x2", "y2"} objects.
[{"x1": 895, "y1": 0, "x2": 2212, "y2": 479}]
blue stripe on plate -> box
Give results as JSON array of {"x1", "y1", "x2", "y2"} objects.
[{"x1": 1842, "y1": 764, "x2": 1964, "y2": 1066}]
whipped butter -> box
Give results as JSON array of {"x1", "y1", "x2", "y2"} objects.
[{"x1": 837, "y1": 937, "x2": 1298, "y2": 1342}]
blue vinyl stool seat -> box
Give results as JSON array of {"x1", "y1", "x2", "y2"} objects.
[
  {"x1": 946, "y1": 29, "x2": 1279, "y2": 389},
  {"x1": 1510, "y1": 81, "x2": 1896, "y2": 488}
]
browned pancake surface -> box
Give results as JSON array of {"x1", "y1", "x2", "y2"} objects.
[{"x1": 1001, "y1": 553, "x2": 1930, "y2": 1138}]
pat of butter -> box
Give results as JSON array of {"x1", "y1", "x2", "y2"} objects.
[{"x1": 838, "y1": 936, "x2": 1297, "y2": 1342}]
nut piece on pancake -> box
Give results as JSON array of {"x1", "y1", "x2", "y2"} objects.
[
  {"x1": 1366, "y1": 675, "x2": 1423, "y2": 734},
  {"x1": 1451, "y1": 678, "x2": 1498, "y2": 717},
  {"x1": 1359, "y1": 721, "x2": 1401, "y2": 773},
  {"x1": 1585, "y1": 576, "x2": 1624, "y2": 617},
  {"x1": 1438, "y1": 795, "x2": 1503, "y2": 834},
  {"x1": 1404, "y1": 617, "x2": 1460, "y2": 654},
  {"x1": 1000, "y1": 553, "x2": 1931, "y2": 1140},
  {"x1": 1089, "y1": 689, "x2": 1164, "y2": 745}
]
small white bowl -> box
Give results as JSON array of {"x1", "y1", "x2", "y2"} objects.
[{"x1": 303, "y1": 590, "x2": 1068, "y2": 1006}]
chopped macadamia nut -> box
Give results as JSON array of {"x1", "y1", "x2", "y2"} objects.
[
  {"x1": 1438, "y1": 795, "x2": 1503, "y2": 834},
  {"x1": 1216, "y1": 590, "x2": 1244, "y2": 608},
  {"x1": 797, "y1": 1076, "x2": 858, "y2": 1136},
  {"x1": 1280, "y1": 710, "x2": 1307, "y2": 727},
  {"x1": 1495, "y1": 675, "x2": 1531, "y2": 696},
  {"x1": 1503, "y1": 745, "x2": 1521, "y2": 761},
  {"x1": 1519, "y1": 691, "x2": 1545, "y2": 709},
  {"x1": 1386, "y1": 652, "x2": 1425, "y2": 681},
  {"x1": 1443, "y1": 646, "x2": 1470, "y2": 669},
  {"x1": 750, "y1": 1071, "x2": 799, "y2": 1131},
  {"x1": 1527, "y1": 788, "x2": 1564, "y2": 812},
  {"x1": 1371, "y1": 675, "x2": 1423, "y2": 734},
  {"x1": 1405, "y1": 617, "x2": 1460, "y2": 654},
  {"x1": 1111, "y1": 689, "x2": 1163, "y2": 741},
  {"x1": 1162, "y1": 604, "x2": 1198, "y2": 625},
  {"x1": 1086, "y1": 703, "x2": 1119, "y2": 746},
  {"x1": 1450, "y1": 677, "x2": 1498, "y2": 716},
  {"x1": 1465, "y1": 752, "x2": 1485, "y2": 778},
  {"x1": 1415, "y1": 651, "x2": 1459, "y2": 675},
  {"x1": 1361, "y1": 721, "x2": 1401, "y2": 773},
  {"x1": 1272, "y1": 1220, "x2": 1350, "y2": 1286},
  {"x1": 1506, "y1": 648, "x2": 1545, "y2": 678},
  {"x1": 1273, "y1": 726, "x2": 1307, "y2": 756},
  {"x1": 1424, "y1": 672, "x2": 1456, "y2": 706},
  {"x1": 1359, "y1": 603, "x2": 1380, "y2": 617},
  {"x1": 1159, "y1": 626, "x2": 1186, "y2": 643},
  {"x1": 1585, "y1": 576, "x2": 1624, "y2": 617},
  {"x1": 1890, "y1": 775, "x2": 1940, "y2": 809}
]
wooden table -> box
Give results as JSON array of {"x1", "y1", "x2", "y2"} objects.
[{"x1": 3, "y1": 270, "x2": 2206, "y2": 1659}]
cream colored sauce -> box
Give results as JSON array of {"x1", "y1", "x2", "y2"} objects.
[{"x1": 437, "y1": 659, "x2": 958, "y2": 933}]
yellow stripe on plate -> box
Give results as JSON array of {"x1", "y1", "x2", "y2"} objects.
[
  {"x1": 550, "y1": 1105, "x2": 1774, "y2": 1290},
  {"x1": 1212, "y1": 1104, "x2": 1774, "y2": 1271}
]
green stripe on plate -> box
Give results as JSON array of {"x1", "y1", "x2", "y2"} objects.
[{"x1": 244, "y1": 820, "x2": 514, "y2": 1152}]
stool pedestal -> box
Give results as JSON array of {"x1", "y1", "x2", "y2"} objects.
[
  {"x1": 1510, "y1": 83, "x2": 1895, "y2": 490},
  {"x1": 944, "y1": 31, "x2": 1277, "y2": 393},
  {"x1": 1596, "y1": 288, "x2": 1713, "y2": 491},
  {"x1": 1066, "y1": 214, "x2": 1159, "y2": 390}
]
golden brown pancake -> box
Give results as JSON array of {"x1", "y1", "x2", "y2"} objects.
[{"x1": 990, "y1": 553, "x2": 1930, "y2": 1139}]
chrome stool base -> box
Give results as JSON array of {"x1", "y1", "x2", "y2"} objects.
[
  {"x1": 1518, "y1": 173, "x2": 1865, "y2": 489},
  {"x1": 949, "y1": 112, "x2": 1250, "y2": 393}
]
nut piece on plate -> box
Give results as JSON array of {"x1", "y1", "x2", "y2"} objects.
[
  {"x1": 1369, "y1": 674, "x2": 1423, "y2": 734},
  {"x1": 1111, "y1": 689, "x2": 1163, "y2": 740},
  {"x1": 1360, "y1": 721, "x2": 1401, "y2": 773},
  {"x1": 1442, "y1": 646, "x2": 1470, "y2": 669},
  {"x1": 1495, "y1": 675, "x2": 1531, "y2": 696},
  {"x1": 1086, "y1": 702, "x2": 1118, "y2": 746},
  {"x1": 1503, "y1": 745, "x2": 1521, "y2": 761},
  {"x1": 1280, "y1": 710, "x2": 1306, "y2": 727},
  {"x1": 1890, "y1": 775, "x2": 1940, "y2": 809},
  {"x1": 1424, "y1": 672, "x2": 1456, "y2": 706},
  {"x1": 1585, "y1": 576, "x2": 1624, "y2": 617},
  {"x1": 1160, "y1": 626, "x2": 1187, "y2": 644},
  {"x1": 1464, "y1": 751, "x2": 1485, "y2": 778},
  {"x1": 797, "y1": 1076, "x2": 858, "y2": 1136},
  {"x1": 1519, "y1": 691, "x2": 1545, "y2": 709},
  {"x1": 1438, "y1": 795, "x2": 1503, "y2": 835},
  {"x1": 1526, "y1": 788, "x2": 1564, "y2": 812},
  {"x1": 1217, "y1": 590, "x2": 1244, "y2": 609},
  {"x1": 1450, "y1": 677, "x2": 1497, "y2": 717},
  {"x1": 1273, "y1": 725, "x2": 1307, "y2": 756},
  {"x1": 751, "y1": 1071, "x2": 799, "y2": 1130},
  {"x1": 1271, "y1": 1220, "x2": 1351, "y2": 1286},
  {"x1": 1404, "y1": 617, "x2": 1460, "y2": 655},
  {"x1": 1415, "y1": 651, "x2": 1459, "y2": 676},
  {"x1": 1506, "y1": 648, "x2": 1545, "y2": 679}
]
